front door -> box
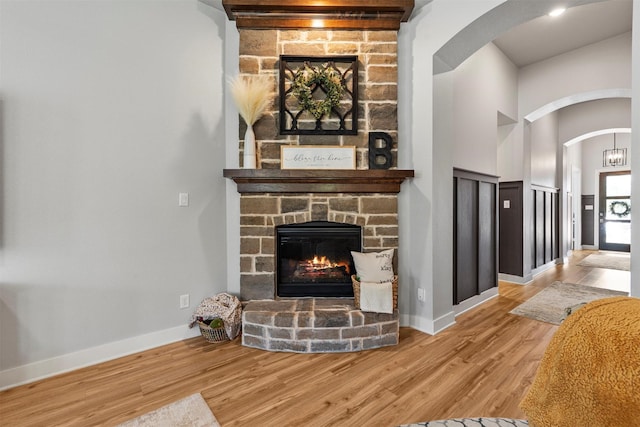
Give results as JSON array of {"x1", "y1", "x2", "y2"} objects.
[{"x1": 599, "y1": 171, "x2": 631, "y2": 252}]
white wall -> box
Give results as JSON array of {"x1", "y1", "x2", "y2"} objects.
[
  {"x1": 559, "y1": 98, "x2": 631, "y2": 144},
  {"x1": 530, "y1": 112, "x2": 559, "y2": 188},
  {"x1": 453, "y1": 42, "x2": 518, "y2": 174},
  {"x1": 3, "y1": 0, "x2": 639, "y2": 389},
  {"x1": 400, "y1": 0, "x2": 640, "y2": 334},
  {"x1": 398, "y1": 0, "x2": 507, "y2": 334},
  {"x1": 518, "y1": 32, "x2": 632, "y2": 271},
  {"x1": 566, "y1": 142, "x2": 583, "y2": 249},
  {"x1": 580, "y1": 133, "x2": 632, "y2": 194},
  {"x1": 519, "y1": 32, "x2": 632, "y2": 118},
  {"x1": 558, "y1": 97, "x2": 631, "y2": 254},
  {"x1": 0, "y1": 0, "x2": 227, "y2": 388},
  {"x1": 566, "y1": 144, "x2": 583, "y2": 193},
  {"x1": 498, "y1": 111, "x2": 522, "y2": 182},
  {"x1": 631, "y1": 0, "x2": 640, "y2": 298}
]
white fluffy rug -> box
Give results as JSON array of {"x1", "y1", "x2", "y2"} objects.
[
  {"x1": 117, "y1": 393, "x2": 220, "y2": 427},
  {"x1": 577, "y1": 252, "x2": 630, "y2": 271},
  {"x1": 510, "y1": 281, "x2": 627, "y2": 325}
]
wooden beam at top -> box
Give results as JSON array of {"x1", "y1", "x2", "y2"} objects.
[{"x1": 222, "y1": 0, "x2": 414, "y2": 30}]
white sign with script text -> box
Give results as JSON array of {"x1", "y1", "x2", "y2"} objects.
[{"x1": 281, "y1": 145, "x2": 356, "y2": 170}]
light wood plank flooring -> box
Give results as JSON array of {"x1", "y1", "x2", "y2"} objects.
[{"x1": 0, "y1": 250, "x2": 629, "y2": 426}]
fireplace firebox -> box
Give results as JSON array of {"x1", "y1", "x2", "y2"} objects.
[{"x1": 276, "y1": 221, "x2": 362, "y2": 297}]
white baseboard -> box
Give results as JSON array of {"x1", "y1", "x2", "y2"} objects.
[
  {"x1": 498, "y1": 273, "x2": 533, "y2": 285},
  {"x1": 531, "y1": 260, "x2": 558, "y2": 277},
  {"x1": 0, "y1": 325, "x2": 200, "y2": 391},
  {"x1": 401, "y1": 311, "x2": 456, "y2": 335},
  {"x1": 454, "y1": 287, "x2": 499, "y2": 316}
]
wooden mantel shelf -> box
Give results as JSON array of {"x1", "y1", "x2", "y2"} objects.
[
  {"x1": 221, "y1": 0, "x2": 415, "y2": 31},
  {"x1": 223, "y1": 169, "x2": 414, "y2": 194}
]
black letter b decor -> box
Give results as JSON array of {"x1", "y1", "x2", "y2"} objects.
[{"x1": 368, "y1": 132, "x2": 393, "y2": 169}]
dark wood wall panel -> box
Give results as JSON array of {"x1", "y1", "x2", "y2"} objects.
[
  {"x1": 535, "y1": 190, "x2": 545, "y2": 267},
  {"x1": 455, "y1": 177, "x2": 478, "y2": 304},
  {"x1": 553, "y1": 193, "x2": 559, "y2": 259},
  {"x1": 453, "y1": 169, "x2": 498, "y2": 305},
  {"x1": 544, "y1": 192, "x2": 552, "y2": 264},
  {"x1": 499, "y1": 182, "x2": 523, "y2": 276},
  {"x1": 478, "y1": 181, "x2": 496, "y2": 293},
  {"x1": 581, "y1": 195, "x2": 595, "y2": 245},
  {"x1": 500, "y1": 182, "x2": 559, "y2": 277},
  {"x1": 532, "y1": 185, "x2": 560, "y2": 269}
]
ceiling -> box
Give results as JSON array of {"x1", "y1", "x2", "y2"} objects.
[
  {"x1": 493, "y1": 0, "x2": 633, "y2": 68},
  {"x1": 202, "y1": 0, "x2": 632, "y2": 70}
]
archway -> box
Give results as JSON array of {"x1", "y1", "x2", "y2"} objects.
[{"x1": 431, "y1": 0, "x2": 631, "y2": 312}]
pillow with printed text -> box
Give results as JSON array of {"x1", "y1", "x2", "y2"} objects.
[{"x1": 351, "y1": 248, "x2": 394, "y2": 282}]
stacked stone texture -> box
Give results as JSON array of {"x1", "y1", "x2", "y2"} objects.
[
  {"x1": 242, "y1": 299, "x2": 399, "y2": 353},
  {"x1": 238, "y1": 29, "x2": 398, "y2": 169},
  {"x1": 234, "y1": 29, "x2": 403, "y2": 353},
  {"x1": 240, "y1": 193, "x2": 398, "y2": 300}
]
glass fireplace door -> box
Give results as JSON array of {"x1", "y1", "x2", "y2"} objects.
[{"x1": 276, "y1": 221, "x2": 362, "y2": 297}]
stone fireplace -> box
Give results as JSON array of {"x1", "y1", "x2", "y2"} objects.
[
  {"x1": 237, "y1": 191, "x2": 399, "y2": 301},
  {"x1": 223, "y1": 172, "x2": 412, "y2": 352},
  {"x1": 222, "y1": 0, "x2": 415, "y2": 352}
]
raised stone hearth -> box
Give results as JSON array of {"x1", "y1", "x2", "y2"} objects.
[{"x1": 242, "y1": 298, "x2": 399, "y2": 353}]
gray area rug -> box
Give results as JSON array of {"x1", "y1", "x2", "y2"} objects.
[
  {"x1": 510, "y1": 281, "x2": 627, "y2": 325},
  {"x1": 577, "y1": 252, "x2": 630, "y2": 271},
  {"x1": 117, "y1": 393, "x2": 220, "y2": 427},
  {"x1": 400, "y1": 418, "x2": 528, "y2": 426}
]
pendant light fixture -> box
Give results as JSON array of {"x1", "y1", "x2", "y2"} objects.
[{"x1": 602, "y1": 132, "x2": 627, "y2": 167}]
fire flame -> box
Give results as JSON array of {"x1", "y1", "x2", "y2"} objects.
[{"x1": 304, "y1": 255, "x2": 350, "y2": 274}]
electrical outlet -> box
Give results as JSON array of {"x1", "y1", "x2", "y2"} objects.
[
  {"x1": 417, "y1": 288, "x2": 425, "y2": 302},
  {"x1": 178, "y1": 192, "x2": 189, "y2": 207},
  {"x1": 180, "y1": 294, "x2": 190, "y2": 309}
]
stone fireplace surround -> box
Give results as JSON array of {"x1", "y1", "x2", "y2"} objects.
[
  {"x1": 238, "y1": 191, "x2": 399, "y2": 300},
  {"x1": 235, "y1": 27, "x2": 401, "y2": 170},
  {"x1": 225, "y1": 170, "x2": 412, "y2": 352},
  {"x1": 223, "y1": 169, "x2": 413, "y2": 300},
  {"x1": 222, "y1": 0, "x2": 415, "y2": 352}
]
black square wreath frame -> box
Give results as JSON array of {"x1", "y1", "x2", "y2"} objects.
[{"x1": 279, "y1": 55, "x2": 358, "y2": 136}]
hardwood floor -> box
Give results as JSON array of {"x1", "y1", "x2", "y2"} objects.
[
  {"x1": 0, "y1": 250, "x2": 629, "y2": 426},
  {"x1": 561, "y1": 250, "x2": 630, "y2": 293}
]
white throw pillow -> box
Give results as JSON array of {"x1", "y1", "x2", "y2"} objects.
[{"x1": 351, "y1": 248, "x2": 394, "y2": 282}]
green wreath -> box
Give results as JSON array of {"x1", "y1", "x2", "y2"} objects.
[
  {"x1": 291, "y1": 64, "x2": 344, "y2": 120},
  {"x1": 609, "y1": 200, "x2": 631, "y2": 218}
]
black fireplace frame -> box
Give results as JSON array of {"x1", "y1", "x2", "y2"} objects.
[{"x1": 276, "y1": 221, "x2": 362, "y2": 298}]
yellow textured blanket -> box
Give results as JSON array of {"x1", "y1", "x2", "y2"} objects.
[{"x1": 520, "y1": 296, "x2": 640, "y2": 426}]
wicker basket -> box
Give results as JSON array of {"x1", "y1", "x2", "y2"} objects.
[
  {"x1": 351, "y1": 275, "x2": 398, "y2": 310},
  {"x1": 198, "y1": 321, "x2": 230, "y2": 343}
]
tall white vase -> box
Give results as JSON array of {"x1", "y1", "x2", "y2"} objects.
[{"x1": 243, "y1": 124, "x2": 257, "y2": 169}]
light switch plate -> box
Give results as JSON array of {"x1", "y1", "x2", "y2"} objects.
[{"x1": 180, "y1": 294, "x2": 189, "y2": 309}]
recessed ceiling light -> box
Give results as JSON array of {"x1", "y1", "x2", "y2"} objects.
[{"x1": 549, "y1": 7, "x2": 566, "y2": 17}]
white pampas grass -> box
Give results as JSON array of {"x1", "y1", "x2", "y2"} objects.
[{"x1": 229, "y1": 75, "x2": 273, "y2": 125}]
